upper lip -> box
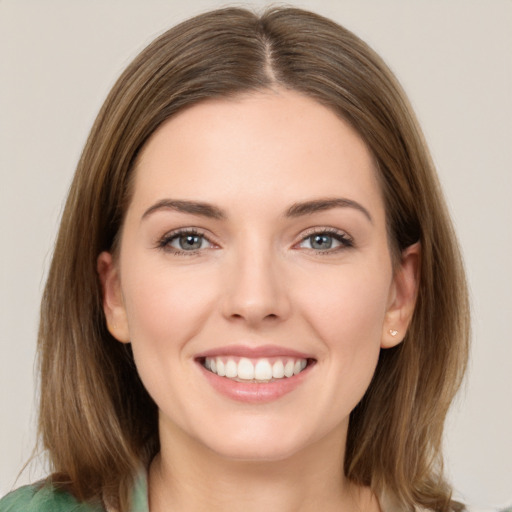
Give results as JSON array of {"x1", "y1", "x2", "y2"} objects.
[{"x1": 195, "y1": 344, "x2": 315, "y2": 360}]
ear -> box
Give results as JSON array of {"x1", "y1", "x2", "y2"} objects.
[
  {"x1": 381, "y1": 242, "x2": 421, "y2": 348},
  {"x1": 97, "y1": 251, "x2": 130, "y2": 343}
]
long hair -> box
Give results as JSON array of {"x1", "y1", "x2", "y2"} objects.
[{"x1": 38, "y1": 7, "x2": 469, "y2": 511}]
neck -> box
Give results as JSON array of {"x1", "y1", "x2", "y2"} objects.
[{"x1": 148, "y1": 422, "x2": 379, "y2": 512}]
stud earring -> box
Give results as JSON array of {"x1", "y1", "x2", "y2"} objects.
[
  {"x1": 389, "y1": 329, "x2": 398, "y2": 337},
  {"x1": 107, "y1": 322, "x2": 117, "y2": 332}
]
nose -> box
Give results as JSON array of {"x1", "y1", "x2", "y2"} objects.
[{"x1": 221, "y1": 240, "x2": 291, "y2": 328}]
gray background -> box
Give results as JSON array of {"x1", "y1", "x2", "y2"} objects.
[{"x1": 1, "y1": 1, "x2": 511, "y2": 510}]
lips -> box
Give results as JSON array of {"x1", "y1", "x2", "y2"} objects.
[{"x1": 195, "y1": 345, "x2": 316, "y2": 403}]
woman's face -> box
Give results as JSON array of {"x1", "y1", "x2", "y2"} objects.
[{"x1": 99, "y1": 90, "x2": 418, "y2": 462}]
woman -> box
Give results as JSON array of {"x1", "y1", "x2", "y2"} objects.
[{"x1": 0, "y1": 6, "x2": 469, "y2": 512}]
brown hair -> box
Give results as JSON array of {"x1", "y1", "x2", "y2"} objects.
[{"x1": 37, "y1": 7, "x2": 469, "y2": 511}]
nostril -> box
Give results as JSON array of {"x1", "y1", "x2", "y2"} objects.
[{"x1": 230, "y1": 312, "x2": 279, "y2": 321}]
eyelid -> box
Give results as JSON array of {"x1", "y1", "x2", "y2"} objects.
[
  {"x1": 156, "y1": 227, "x2": 218, "y2": 254},
  {"x1": 294, "y1": 227, "x2": 354, "y2": 251},
  {"x1": 155, "y1": 226, "x2": 353, "y2": 255}
]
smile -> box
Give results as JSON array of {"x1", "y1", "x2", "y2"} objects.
[
  {"x1": 203, "y1": 356, "x2": 309, "y2": 382},
  {"x1": 195, "y1": 346, "x2": 316, "y2": 402}
]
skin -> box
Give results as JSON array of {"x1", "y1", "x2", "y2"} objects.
[{"x1": 98, "y1": 89, "x2": 419, "y2": 512}]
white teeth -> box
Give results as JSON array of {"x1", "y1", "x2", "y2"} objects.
[
  {"x1": 272, "y1": 360, "x2": 285, "y2": 379},
  {"x1": 216, "y1": 359, "x2": 226, "y2": 377},
  {"x1": 237, "y1": 358, "x2": 254, "y2": 380},
  {"x1": 284, "y1": 360, "x2": 295, "y2": 378},
  {"x1": 225, "y1": 360, "x2": 237, "y2": 378},
  {"x1": 204, "y1": 356, "x2": 309, "y2": 382},
  {"x1": 254, "y1": 359, "x2": 273, "y2": 380}
]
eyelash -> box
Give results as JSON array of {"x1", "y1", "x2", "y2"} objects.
[
  {"x1": 156, "y1": 227, "x2": 353, "y2": 256},
  {"x1": 157, "y1": 228, "x2": 213, "y2": 256},
  {"x1": 297, "y1": 227, "x2": 354, "y2": 254}
]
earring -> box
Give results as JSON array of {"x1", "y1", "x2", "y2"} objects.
[
  {"x1": 107, "y1": 322, "x2": 117, "y2": 333},
  {"x1": 389, "y1": 329, "x2": 398, "y2": 337}
]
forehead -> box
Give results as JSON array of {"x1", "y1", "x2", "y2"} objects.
[{"x1": 129, "y1": 90, "x2": 384, "y2": 221}]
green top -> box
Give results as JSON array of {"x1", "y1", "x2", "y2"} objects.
[
  {"x1": 0, "y1": 471, "x2": 148, "y2": 512},
  {"x1": 1, "y1": 472, "x2": 445, "y2": 512}
]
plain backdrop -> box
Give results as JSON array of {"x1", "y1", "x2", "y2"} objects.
[{"x1": 1, "y1": 1, "x2": 511, "y2": 510}]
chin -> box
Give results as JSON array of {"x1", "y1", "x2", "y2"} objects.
[
  {"x1": 190, "y1": 416, "x2": 332, "y2": 463},
  {"x1": 215, "y1": 438, "x2": 300, "y2": 462}
]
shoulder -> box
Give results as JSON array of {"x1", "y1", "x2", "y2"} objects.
[{"x1": 0, "y1": 483, "x2": 105, "y2": 512}]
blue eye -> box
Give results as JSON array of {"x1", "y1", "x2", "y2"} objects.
[
  {"x1": 309, "y1": 234, "x2": 335, "y2": 250},
  {"x1": 159, "y1": 230, "x2": 212, "y2": 253},
  {"x1": 173, "y1": 233, "x2": 206, "y2": 250},
  {"x1": 299, "y1": 231, "x2": 352, "y2": 252}
]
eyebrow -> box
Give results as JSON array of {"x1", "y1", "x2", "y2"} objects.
[
  {"x1": 285, "y1": 198, "x2": 373, "y2": 223},
  {"x1": 142, "y1": 197, "x2": 372, "y2": 223},
  {"x1": 142, "y1": 199, "x2": 227, "y2": 220}
]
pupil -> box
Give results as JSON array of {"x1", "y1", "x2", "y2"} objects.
[
  {"x1": 180, "y1": 235, "x2": 201, "y2": 250},
  {"x1": 312, "y1": 234, "x2": 332, "y2": 250}
]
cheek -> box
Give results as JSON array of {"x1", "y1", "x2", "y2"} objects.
[
  {"x1": 301, "y1": 262, "x2": 391, "y2": 343},
  {"x1": 121, "y1": 260, "x2": 219, "y2": 354},
  {"x1": 297, "y1": 261, "x2": 391, "y2": 395},
  {"x1": 119, "y1": 261, "x2": 221, "y2": 424}
]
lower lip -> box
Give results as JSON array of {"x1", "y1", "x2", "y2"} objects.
[{"x1": 198, "y1": 362, "x2": 314, "y2": 403}]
